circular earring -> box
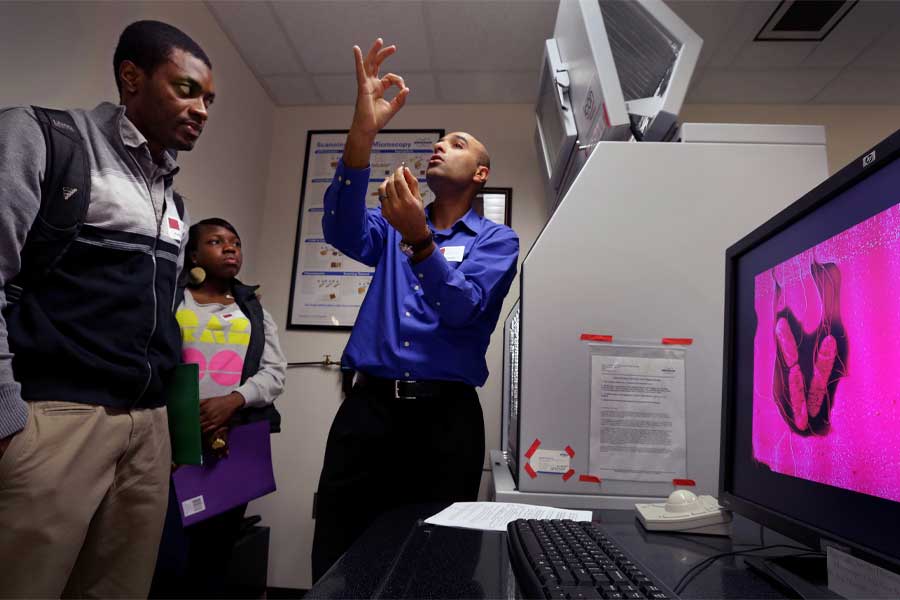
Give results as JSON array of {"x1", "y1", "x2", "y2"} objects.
[{"x1": 188, "y1": 266, "x2": 206, "y2": 286}]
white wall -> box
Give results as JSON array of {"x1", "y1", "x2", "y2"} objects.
[{"x1": 0, "y1": 0, "x2": 274, "y2": 280}]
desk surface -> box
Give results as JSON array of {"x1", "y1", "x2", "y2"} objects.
[{"x1": 306, "y1": 503, "x2": 800, "y2": 599}]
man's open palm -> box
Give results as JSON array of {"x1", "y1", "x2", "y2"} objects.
[{"x1": 351, "y1": 38, "x2": 409, "y2": 137}]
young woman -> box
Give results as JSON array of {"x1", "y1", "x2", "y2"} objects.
[{"x1": 152, "y1": 217, "x2": 287, "y2": 598}]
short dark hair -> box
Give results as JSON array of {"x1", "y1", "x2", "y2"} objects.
[
  {"x1": 187, "y1": 218, "x2": 240, "y2": 257},
  {"x1": 113, "y1": 20, "x2": 211, "y2": 94}
]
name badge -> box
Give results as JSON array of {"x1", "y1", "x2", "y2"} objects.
[
  {"x1": 440, "y1": 245, "x2": 465, "y2": 262},
  {"x1": 220, "y1": 310, "x2": 244, "y2": 322},
  {"x1": 166, "y1": 216, "x2": 184, "y2": 243}
]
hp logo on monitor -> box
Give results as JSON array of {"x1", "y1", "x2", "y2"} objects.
[{"x1": 863, "y1": 150, "x2": 876, "y2": 168}]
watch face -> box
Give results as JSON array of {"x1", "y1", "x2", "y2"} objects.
[{"x1": 399, "y1": 241, "x2": 414, "y2": 256}]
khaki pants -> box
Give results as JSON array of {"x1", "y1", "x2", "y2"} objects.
[{"x1": 0, "y1": 401, "x2": 171, "y2": 599}]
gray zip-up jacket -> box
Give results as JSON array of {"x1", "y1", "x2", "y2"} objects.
[{"x1": 0, "y1": 103, "x2": 189, "y2": 439}]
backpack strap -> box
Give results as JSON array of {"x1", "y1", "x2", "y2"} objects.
[
  {"x1": 6, "y1": 107, "x2": 90, "y2": 301},
  {"x1": 169, "y1": 178, "x2": 186, "y2": 221}
]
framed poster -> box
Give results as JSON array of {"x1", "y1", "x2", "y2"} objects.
[
  {"x1": 474, "y1": 187, "x2": 512, "y2": 226},
  {"x1": 287, "y1": 129, "x2": 444, "y2": 329}
]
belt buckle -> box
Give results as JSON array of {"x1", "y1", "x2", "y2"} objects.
[{"x1": 394, "y1": 380, "x2": 417, "y2": 400}]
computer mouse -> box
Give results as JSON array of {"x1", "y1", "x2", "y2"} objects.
[{"x1": 665, "y1": 489, "x2": 699, "y2": 513}]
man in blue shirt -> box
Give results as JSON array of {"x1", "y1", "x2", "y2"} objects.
[{"x1": 311, "y1": 38, "x2": 519, "y2": 580}]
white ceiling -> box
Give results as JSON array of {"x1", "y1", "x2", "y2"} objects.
[{"x1": 206, "y1": 0, "x2": 900, "y2": 106}]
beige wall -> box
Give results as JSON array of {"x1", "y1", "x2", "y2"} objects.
[{"x1": 0, "y1": 0, "x2": 274, "y2": 280}]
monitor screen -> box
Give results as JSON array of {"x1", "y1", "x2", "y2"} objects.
[{"x1": 722, "y1": 129, "x2": 900, "y2": 571}]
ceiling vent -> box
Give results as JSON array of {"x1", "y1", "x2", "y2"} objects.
[{"x1": 755, "y1": 0, "x2": 858, "y2": 41}]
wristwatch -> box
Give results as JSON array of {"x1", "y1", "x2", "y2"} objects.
[{"x1": 400, "y1": 229, "x2": 434, "y2": 257}]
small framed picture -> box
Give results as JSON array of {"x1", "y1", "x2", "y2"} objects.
[{"x1": 474, "y1": 187, "x2": 512, "y2": 227}]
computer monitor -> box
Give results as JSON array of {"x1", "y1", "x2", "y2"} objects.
[
  {"x1": 535, "y1": 0, "x2": 702, "y2": 200},
  {"x1": 721, "y1": 129, "x2": 900, "y2": 580}
]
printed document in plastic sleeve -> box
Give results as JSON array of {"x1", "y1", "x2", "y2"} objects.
[{"x1": 589, "y1": 351, "x2": 687, "y2": 482}]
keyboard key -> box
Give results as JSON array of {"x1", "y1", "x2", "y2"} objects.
[
  {"x1": 556, "y1": 566, "x2": 576, "y2": 586},
  {"x1": 538, "y1": 565, "x2": 559, "y2": 583},
  {"x1": 607, "y1": 569, "x2": 627, "y2": 583},
  {"x1": 573, "y1": 568, "x2": 591, "y2": 583}
]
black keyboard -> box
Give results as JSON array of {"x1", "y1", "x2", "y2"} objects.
[{"x1": 507, "y1": 519, "x2": 679, "y2": 600}]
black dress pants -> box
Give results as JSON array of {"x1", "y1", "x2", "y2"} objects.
[{"x1": 310, "y1": 379, "x2": 485, "y2": 582}]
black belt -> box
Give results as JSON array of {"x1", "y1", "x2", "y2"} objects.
[{"x1": 356, "y1": 372, "x2": 469, "y2": 400}]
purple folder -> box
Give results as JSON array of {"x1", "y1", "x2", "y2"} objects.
[{"x1": 172, "y1": 420, "x2": 276, "y2": 526}]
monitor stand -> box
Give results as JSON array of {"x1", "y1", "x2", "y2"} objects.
[{"x1": 743, "y1": 555, "x2": 842, "y2": 600}]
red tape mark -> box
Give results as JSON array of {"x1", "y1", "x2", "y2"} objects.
[
  {"x1": 524, "y1": 439, "x2": 541, "y2": 459},
  {"x1": 525, "y1": 463, "x2": 537, "y2": 479},
  {"x1": 564, "y1": 445, "x2": 575, "y2": 458},
  {"x1": 673, "y1": 478, "x2": 696, "y2": 487},
  {"x1": 602, "y1": 103, "x2": 611, "y2": 128},
  {"x1": 662, "y1": 338, "x2": 694, "y2": 346},
  {"x1": 579, "y1": 475, "x2": 602, "y2": 484},
  {"x1": 562, "y1": 469, "x2": 576, "y2": 482},
  {"x1": 580, "y1": 334, "x2": 613, "y2": 342}
]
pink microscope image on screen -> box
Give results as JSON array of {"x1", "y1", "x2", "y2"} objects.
[{"x1": 753, "y1": 204, "x2": 900, "y2": 504}]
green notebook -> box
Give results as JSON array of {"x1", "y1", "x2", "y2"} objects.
[{"x1": 166, "y1": 363, "x2": 202, "y2": 465}]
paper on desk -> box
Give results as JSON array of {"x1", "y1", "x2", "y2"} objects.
[{"x1": 424, "y1": 502, "x2": 592, "y2": 532}]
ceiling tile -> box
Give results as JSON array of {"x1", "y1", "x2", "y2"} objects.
[
  {"x1": 803, "y1": 0, "x2": 900, "y2": 68},
  {"x1": 262, "y1": 74, "x2": 321, "y2": 105},
  {"x1": 314, "y1": 72, "x2": 438, "y2": 105},
  {"x1": 424, "y1": 0, "x2": 558, "y2": 71},
  {"x1": 851, "y1": 21, "x2": 900, "y2": 70},
  {"x1": 813, "y1": 69, "x2": 900, "y2": 104},
  {"x1": 437, "y1": 71, "x2": 539, "y2": 104},
  {"x1": 687, "y1": 68, "x2": 839, "y2": 104},
  {"x1": 664, "y1": 0, "x2": 745, "y2": 68},
  {"x1": 207, "y1": 1, "x2": 304, "y2": 75},
  {"x1": 707, "y1": 1, "x2": 781, "y2": 68},
  {"x1": 271, "y1": 0, "x2": 432, "y2": 74},
  {"x1": 732, "y1": 41, "x2": 816, "y2": 69}
]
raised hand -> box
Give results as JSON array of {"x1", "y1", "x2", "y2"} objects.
[
  {"x1": 344, "y1": 38, "x2": 409, "y2": 168},
  {"x1": 379, "y1": 165, "x2": 429, "y2": 243}
]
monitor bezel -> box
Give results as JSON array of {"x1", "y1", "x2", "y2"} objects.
[
  {"x1": 720, "y1": 127, "x2": 900, "y2": 573},
  {"x1": 535, "y1": 38, "x2": 578, "y2": 192}
]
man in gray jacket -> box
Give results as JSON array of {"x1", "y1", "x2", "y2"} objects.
[{"x1": 0, "y1": 20, "x2": 215, "y2": 597}]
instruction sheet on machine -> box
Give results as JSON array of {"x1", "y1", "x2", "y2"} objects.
[{"x1": 589, "y1": 351, "x2": 687, "y2": 482}]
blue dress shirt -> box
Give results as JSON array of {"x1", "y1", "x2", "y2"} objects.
[{"x1": 322, "y1": 160, "x2": 519, "y2": 386}]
